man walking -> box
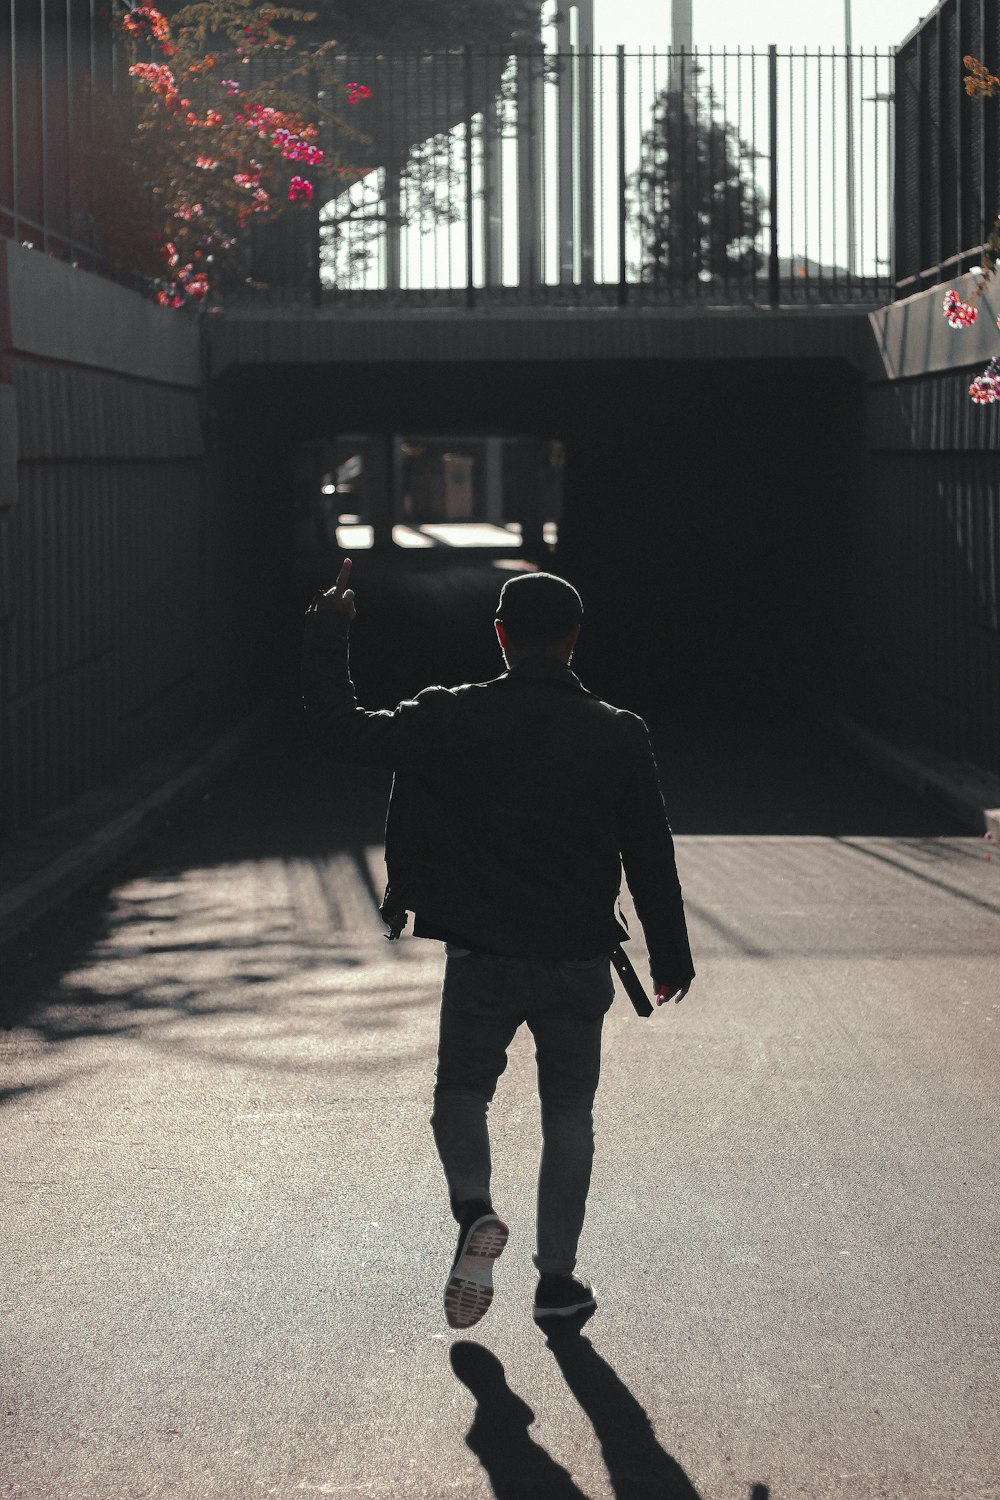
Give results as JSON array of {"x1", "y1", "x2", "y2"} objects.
[{"x1": 302, "y1": 560, "x2": 694, "y2": 1330}]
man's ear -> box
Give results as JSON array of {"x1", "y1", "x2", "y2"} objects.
[{"x1": 495, "y1": 619, "x2": 506, "y2": 648}]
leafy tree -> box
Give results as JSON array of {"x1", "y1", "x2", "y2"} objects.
[{"x1": 632, "y1": 72, "x2": 764, "y2": 290}]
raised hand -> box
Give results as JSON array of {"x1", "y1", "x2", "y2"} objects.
[{"x1": 317, "y1": 556, "x2": 356, "y2": 622}]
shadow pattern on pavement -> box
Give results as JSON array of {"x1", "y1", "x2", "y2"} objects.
[{"x1": 0, "y1": 723, "x2": 435, "y2": 1086}]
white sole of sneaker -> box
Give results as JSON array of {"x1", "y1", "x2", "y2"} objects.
[{"x1": 444, "y1": 1215, "x2": 509, "y2": 1330}]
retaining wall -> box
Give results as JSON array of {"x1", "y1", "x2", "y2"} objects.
[
  {"x1": 855, "y1": 276, "x2": 1000, "y2": 774},
  {"x1": 0, "y1": 241, "x2": 284, "y2": 835}
]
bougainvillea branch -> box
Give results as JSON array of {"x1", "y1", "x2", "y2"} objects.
[{"x1": 111, "y1": 2, "x2": 372, "y2": 304}]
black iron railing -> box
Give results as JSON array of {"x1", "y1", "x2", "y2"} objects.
[
  {"x1": 893, "y1": 0, "x2": 1000, "y2": 297},
  {"x1": 269, "y1": 45, "x2": 895, "y2": 308},
  {"x1": 0, "y1": 0, "x2": 124, "y2": 270},
  {"x1": 1, "y1": 7, "x2": 895, "y2": 308}
]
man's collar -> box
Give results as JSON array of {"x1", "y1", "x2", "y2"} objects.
[{"x1": 504, "y1": 655, "x2": 585, "y2": 689}]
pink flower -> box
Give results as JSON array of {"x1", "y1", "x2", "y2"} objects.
[
  {"x1": 221, "y1": 78, "x2": 240, "y2": 94},
  {"x1": 288, "y1": 175, "x2": 313, "y2": 202},
  {"x1": 122, "y1": 6, "x2": 170, "y2": 44},
  {"x1": 944, "y1": 288, "x2": 978, "y2": 327},
  {"x1": 346, "y1": 81, "x2": 372, "y2": 104},
  {"x1": 283, "y1": 140, "x2": 323, "y2": 163},
  {"x1": 969, "y1": 375, "x2": 1000, "y2": 404},
  {"x1": 129, "y1": 61, "x2": 178, "y2": 99},
  {"x1": 196, "y1": 156, "x2": 219, "y2": 170}
]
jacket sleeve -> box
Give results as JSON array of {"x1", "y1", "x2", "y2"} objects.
[
  {"x1": 301, "y1": 602, "x2": 458, "y2": 770},
  {"x1": 616, "y1": 715, "x2": 695, "y2": 988}
]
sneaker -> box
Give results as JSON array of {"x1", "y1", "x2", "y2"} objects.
[
  {"x1": 444, "y1": 1201, "x2": 509, "y2": 1330},
  {"x1": 532, "y1": 1273, "x2": 597, "y2": 1321}
]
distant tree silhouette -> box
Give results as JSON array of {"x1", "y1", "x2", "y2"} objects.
[{"x1": 632, "y1": 70, "x2": 764, "y2": 289}]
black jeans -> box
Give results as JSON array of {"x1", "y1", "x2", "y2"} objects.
[{"x1": 430, "y1": 945, "x2": 615, "y2": 1276}]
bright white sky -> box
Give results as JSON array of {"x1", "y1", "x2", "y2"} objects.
[{"x1": 592, "y1": 0, "x2": 933, "y2": 53}]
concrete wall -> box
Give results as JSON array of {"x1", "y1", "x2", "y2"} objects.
[
  {"x1": 853, "y1": 275, "x2": 1000, "y2": 773},
  {"x1": 0, "y1": 241, "x2": 284, "y2": 834}
]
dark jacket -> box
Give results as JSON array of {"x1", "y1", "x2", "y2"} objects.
[{"x1": 301, "y1": 605, "x2": 695, "y2": 987}]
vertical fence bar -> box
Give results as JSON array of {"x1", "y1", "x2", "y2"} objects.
[
  {"x1": 10, "y1": 0, "x2": 19, "y2": 239},
  {"x1": 384, "y1": 57, "x2": 400, "y2": 293},
  {"x1": 597, "y1": 47, "x2": 605, "y2": 284},
  {"x1": 768, "y1": 44, "x2": 779, "y2": 306},
  {"x1": 481, "y1": 53, "x2": 499, "y2": 289},
  {"x1": 449, "y1": 50, "x2": 458, "y2": 292},
  {"x1": 557, "y1": 38, "x2": 574, "y2": 284},
  {"x1": 956, "y1": 0, "x2": 965, "y2": 271},
  {"x1": 580, "y1": 44, "x2": 594, "y2": 286},
  {"x1": 872, "y1": 51, "x2": 879, "y2": 292},
  {"x1": 980, "y1": 0, "x2": 987, "y2": 250},
  {"x1": 859, "y1": 48, "x2": 866, "y2": 292},
  {"x1": 936, "y1": 3, "x2": 945, "y2": 282},
  {"x1": 816, "y1": 46, "x2": 824, "y2": 291},
  {"x1": 917, "y1": 22, "x2": 928, "y2": 280},
  {"x1": 40, "y1": 0, "x2": 49, "y2": 249},
  {"x1": 617, "y1": 44, "x2": 626, "y2": 304},
  {"x1": 788, "y1": 48, "x2": 795, "y2": 292},
  {"x1": 845, "y1": 32, "x2": 855, "y2": 278},
  {"x1": 832, "y1": 46, "x2": 840, "y2": 292},
  {"x1": 65, "y1": 0, "x2": 74, "y2": 256},
  {"x1": 464, "y1": 43, "x2": 475, "y2": 306}
]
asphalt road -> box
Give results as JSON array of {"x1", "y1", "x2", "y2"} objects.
[{"x1": 2, "y1": 566, "x2": 999, "y2": 1500}]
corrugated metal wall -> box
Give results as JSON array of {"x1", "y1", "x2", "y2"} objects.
[
  {"x1": 854, "y1": 370, "x2": 1000, "y2": 773},
  {"x1": 0, "y1": 358, "x2": 222, "y2": 832}
]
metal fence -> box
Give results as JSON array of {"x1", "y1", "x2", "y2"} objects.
[
  {"x1": 0, "y1": 0, "x2": 122, "y2": 270},
  {"x1": 279, "y1": 46, "x2": 895, "y2": 308},
  {"x1": 894, "y1": 0, "x2": 1000, "y2": 297},
  {"x1": 0, "y1": 6, "x2": 895, "y2": 308}
]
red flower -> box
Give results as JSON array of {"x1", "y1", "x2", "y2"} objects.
[
  {"x1": 969, "y1": 375, "x2": 1000, "y2": 404},
  {"x1": 944, "y1": 288, "x2": 978, "y2": 328},
  {"x1": 288, "y1": 175, "x2": 313, "y2": 202}
]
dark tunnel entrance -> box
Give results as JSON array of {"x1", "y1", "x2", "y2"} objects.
[
  {"x1": 186, "y1": 348, "x2": 972, "y2": 836},
  {"x1": 214, "y1": 353, "x2": 865, "y2": 731}
]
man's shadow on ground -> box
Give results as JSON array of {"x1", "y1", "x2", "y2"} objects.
[
  {"x1": 452, "y1": 1314, "x2": 773, "y2": 1500},
  {"x1": 450, "y1": 1310, "x2": 772, "y2": 1500}
]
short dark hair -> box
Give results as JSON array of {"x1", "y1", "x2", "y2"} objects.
[{"x1": 496, "y1": 571, "x2": 584, "y2": 652}]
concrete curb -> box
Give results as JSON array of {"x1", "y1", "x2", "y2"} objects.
[
  {"x1": 0, "y1": 703, "x2": 277, "y2": 948},
  {"x1": 819, "y1": 708, "x2": 1000, "y2": 842}
]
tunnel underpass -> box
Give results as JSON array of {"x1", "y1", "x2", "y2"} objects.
[
  {"x1": 214, "y1": 353, "x2": 866, "y2": 738},
  {"x1": 197, "y1": 347, "x2": 970, "y2": 838}
]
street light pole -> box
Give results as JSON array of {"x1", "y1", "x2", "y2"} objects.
[{"x1": 671, "y1": 0, "x2": 693, "y2": 97}]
